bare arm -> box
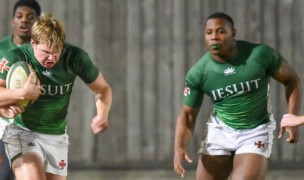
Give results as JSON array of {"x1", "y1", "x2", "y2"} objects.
[
  {"x1": 274, "y1": 58, "x2": 302, "y2": 142},
  {"x1": 87, "y1": 72, "x2": 112, "y2": 134},
  {"x1": 174, "y1": 105, "x2": 200, "y2": 178},
  {"x1": 0, "y1": 72, "x2": 40, "y2": 107}
]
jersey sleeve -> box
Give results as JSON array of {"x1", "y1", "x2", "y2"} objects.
[
  {"x1": 73, "y1": 50, "x2": 99, "y2": 84},
  {"x1": 183, "y1": 69, "x2": 204, "y2": 108}
]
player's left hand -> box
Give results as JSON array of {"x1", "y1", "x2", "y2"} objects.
[
  {"x1": 91, "y1": 115, "x2": 108, "y2": 134},
  {"x1": 0, "y1": 105, "x2": 24, "y2": 118}
]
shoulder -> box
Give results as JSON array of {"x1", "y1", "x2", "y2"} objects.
[
  {"x1": 189, "y1": 53, "x2": 212, "y2": 72},
  {"x1": 62, "y1": 42, "x2": 87, "y2": 54},
  {"x1": 0, "y1": 36, "x2": 15, "y2": 55},
  {"x1": 186, "y1": 53, "x2": 212, "y2": 80},
  {"x1": 191, "y1": 52, "x2": 211, "y2": 67},
  {"x1": 239, "y1": 40, "x2": 274, "y2": 53},
  {"x1": 0, "y1": 36, "x2": 12, "y2": 45},
  {"x1": 238, "y1": 40, "x2": 277, "y2": 60},
  {"x1": 2, "y1": 45, "x2": 30, "y2": 62}
]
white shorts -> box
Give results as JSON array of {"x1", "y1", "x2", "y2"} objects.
[
  {"x1": 199, "y1": 114, "x2": 276, "y2": 158},
  {"x1": 2, "y1": 124, "x2": 69, "y2": 176},
  {"x1": 0, "y1": 118, "x2": 10, "y2": 139}
]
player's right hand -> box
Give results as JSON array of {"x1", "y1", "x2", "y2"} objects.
[
  {"x1": 281, "y1": 114, "x2": 303, "y2": 127},
  {"x1": 174, "y1": 148, "x2": 192, "y2": 178},
  {"x1": 91, "y1": 114, "x2": 109, "y2": 134},
  {"x1": 23, "y1": 72, "x2": 40, "y2": 100}
]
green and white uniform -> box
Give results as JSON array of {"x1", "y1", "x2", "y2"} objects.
[
  {"x1": 0, "y1": 43, "x2": 99, "y2": 134},
  {"x1": 0, "y1": 43, "x2": 99, "y2": 175},
  {"x1": 184, "y1": 40, "x2": 281, "y2": 129},
  {"x1": 184, "y1": 41, "x2": 281, "y2": 157}
]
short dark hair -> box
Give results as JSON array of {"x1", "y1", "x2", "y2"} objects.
[
  {"x1": 206, "y1": 12, "x2": 234, "y2": 29},
  {"x1": 13, "y1": 0, "x2": 41, "y2": 17}
]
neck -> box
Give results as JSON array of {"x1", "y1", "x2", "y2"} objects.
[
  {"x1": 212, "y1": 41, "x2": 238, "y2": 62},
  {"x1": 13, "y1": 35, "x2": 31, "y2": 46}
]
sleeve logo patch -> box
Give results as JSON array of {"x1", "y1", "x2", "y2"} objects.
[
  {"x1": 0, "y1": 58, "x2": 10, "y2": 73},
  {"x1": 183, "y1": 86, "x2": 190, "y2": 96}
]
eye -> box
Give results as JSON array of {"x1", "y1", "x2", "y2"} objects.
[
  {"x1": 15, "y1": 15, "x2": 22, "y2": 19},
  {"x1": 29, "y1": 15, "x2": 36, "y2": 21},
  {"x1": 205, "y1": 29, "x2": 212, "y2": 35},
  {"x1": 217, "y1": 28, "x2": 224, "y2": 34}
]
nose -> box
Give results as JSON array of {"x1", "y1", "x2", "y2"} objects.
[
  {"x1": 48, "y1": 53, "x2": 55, "y2": 61},
  {"x1": 211, "y1": 32, "x2": 219, "y2": 39},
  {"x1": 21, "y1": 16, "x2": 29, "y2": 23}
]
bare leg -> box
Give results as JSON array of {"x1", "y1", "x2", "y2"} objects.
[
  {"x1": 231, "y1": 153, "x2": 268, "y2": 180},
  {"x1": 12, "y1": 152, "x2": 46, "y2": 180},
  {"x1": 196, "y1": 154, "x2": 233, "y2": 180}
]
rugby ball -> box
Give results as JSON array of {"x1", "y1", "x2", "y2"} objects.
[{"x1": 6, "y1": 61, "x2": 36, "y2": 107}]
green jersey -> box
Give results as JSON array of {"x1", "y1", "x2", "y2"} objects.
[
  {"x1": 0, "y1": 43, "x2": 99, "y2": 134},
  {"x1": 0, "y1": 35, "x2": 18, "y2": 57},
  {"x1": 184, "y1": 41, "x2": 282, "y2": 129}
]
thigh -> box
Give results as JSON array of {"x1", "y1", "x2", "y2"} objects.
[
  {"x1": 231, "y1": 153, "x2": 268, "y2": 180},
  {"x1": 13, "y1": 152, "x2": 46, "y2": 180},
  {"x1": 196, "y1": 154, "x2": 233, "y2": 180},
  {"x1": 38, "y1": 133, "x2": 69, "y2": 176}
]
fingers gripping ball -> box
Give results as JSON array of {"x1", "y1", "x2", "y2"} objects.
[{"x1": 6, "y1": 61, "x2": 37, "y2": 107}]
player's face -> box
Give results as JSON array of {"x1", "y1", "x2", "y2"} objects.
[
  {"x1": 12, "y1": 6, "x2": 38, "y2": 41},
  {"x1": 204, "y1": 18, "x2": 236, "y2": 57},
  {"x1": 32, "y1": 42, "x2": 62, "y2": 69}
]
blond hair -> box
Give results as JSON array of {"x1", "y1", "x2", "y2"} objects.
[{"x1": 31, "y1": 13, "x2": 65, "y2": 52}]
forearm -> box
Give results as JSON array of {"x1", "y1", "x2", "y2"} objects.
[
  {"x1": 0, "y1": 88, "x2": 28, "y2": 107},
  {"x1": 285, "y1": 79, "x2": 302, "y2": 115},
  {"x1": 174, "y1": 117, "x2": 194, "y2": 150},
  {"x1": 90, "y1": 85, "x2": 112, "y2": 134},
  {"x1": 95, "y1": 86, "x2": 112, "y2": 117},
  {"x1": 174, "y1": 108, "x2": 197, "y2": 150}
]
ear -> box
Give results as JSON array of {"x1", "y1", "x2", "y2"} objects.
[
  {"x1": 30, "y1": 39, "x2": 36, "y2": 47},
  {"x1": 232, "y1": 29, "x2": 237, "y2": 37}
]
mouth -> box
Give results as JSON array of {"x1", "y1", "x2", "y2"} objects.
[
  {"x1": 44, "y1": 61, "x2": 55, "y2": 68},
  {"x1": 19, "y1": 24, "x2": 30, "y2": 33},
  {"x1": 210, "y1": 44, "x2": 221, "y2": 50}
]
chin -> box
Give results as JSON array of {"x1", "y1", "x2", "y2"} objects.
[{"x1": 19, "y1": 33, "x2": 31, "y2": 39}]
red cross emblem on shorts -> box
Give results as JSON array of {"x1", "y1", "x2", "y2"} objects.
[
  {"x1": 254, "y1": 141, "x2": 264, "y2": 149},
  {"x1": 59, "y1": 160, "x2": 67, "y2": 169},
  {"x1": 0, "y1": 59, "x2": 10, "y2": 73}
]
